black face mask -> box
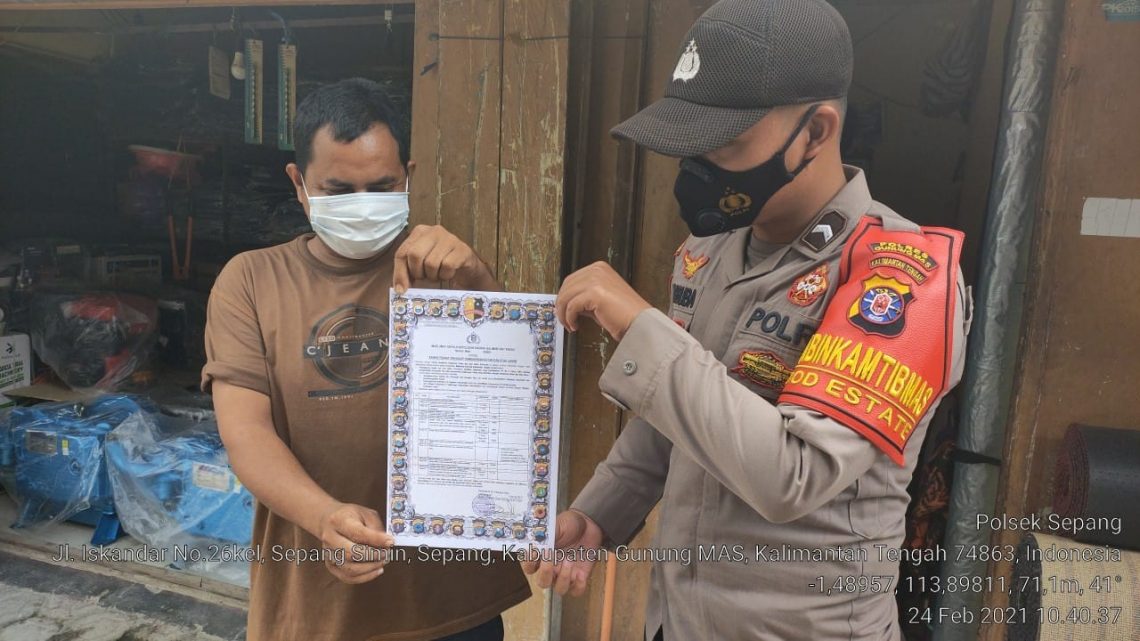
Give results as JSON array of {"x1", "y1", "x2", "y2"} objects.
[{"x1": 673, "y1": 104, "x2": 821, "y2": 237}]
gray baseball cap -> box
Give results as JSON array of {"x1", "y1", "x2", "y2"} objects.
[{"x1": 612, "y1": 0, "x2": 853, "y2": 158}]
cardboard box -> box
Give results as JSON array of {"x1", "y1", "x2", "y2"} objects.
[
  {"x1": 0, "y1": 334, "x2": 32, "y2": 407},
  {"x1": 4, "y1": 382, "x2": 96, "y2": 404}
]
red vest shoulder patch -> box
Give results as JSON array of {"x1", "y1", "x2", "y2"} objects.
[{"x1": 777, "y1": 216, "x2": 963, "y2": 466}]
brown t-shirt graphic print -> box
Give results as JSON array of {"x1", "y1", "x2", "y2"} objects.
[{"x1": 303, "y1": 302, "x2": 390, "y2": 399}]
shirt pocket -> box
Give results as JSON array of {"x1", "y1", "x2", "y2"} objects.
[{"x1": 724, "y1": 306, "x2": 817, "y2": 401}]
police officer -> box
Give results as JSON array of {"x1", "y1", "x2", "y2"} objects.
[{"x1": 522, "y1": 0, "x2": 972, "y2": 639}]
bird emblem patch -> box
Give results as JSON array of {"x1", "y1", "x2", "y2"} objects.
[{"x1": 681, "y1": 250, "x2": 709, "y2": 280}]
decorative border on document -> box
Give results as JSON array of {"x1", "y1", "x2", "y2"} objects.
[{"x1": 388, "y1": 292, "x2": 557, "y2": 546}]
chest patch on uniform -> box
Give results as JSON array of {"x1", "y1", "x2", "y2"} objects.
[
  {"x1": 787, "y1": 263, "x2": 830, "y2": 307},
  {"x1": 672, "y1": 284, "x2": 698, "y2": 309},
  {"x1": 744, "y1": 307, "x2": 817, "y2": 347},
  {"x1": 681, "y1": 250, "x2": 709, "y2": 279},
  {"x1": 778, "y1": 216, "x2": 963, "y2": 466},
  {"x1": 733, "y1": 350, "x2": 792, "y2": 390}
]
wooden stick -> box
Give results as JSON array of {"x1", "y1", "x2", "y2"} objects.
[{"x1": 600, "y1": 554, "x2": 617, "y2": 641}]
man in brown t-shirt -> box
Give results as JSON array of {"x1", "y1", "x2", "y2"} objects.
[{"x1": 202, "y1": 78, "x2": 530, "y2": 641}]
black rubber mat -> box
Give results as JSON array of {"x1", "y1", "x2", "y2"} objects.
[{"x1": 1052, "y1": 424, "x2": 1140, "y2": 550}]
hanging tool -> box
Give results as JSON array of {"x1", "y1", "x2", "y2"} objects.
[
  {"x1": 244, "y1": 37, "x2": 264, "y2": 144},
  {"x1": 380, "y1": 5, "x2": 396, "y2": 58},
  {"x1": 166, "y1": 139, "x2": 195, "y2": 281},
  {"x1": 229, "y1": 9, "x2": 246, "y2": 80},
  {"x1": 167, "y1": 206, "x2": 193, "y2": 281},
  {"x1": 270, "y1": 10, "x2": 297, "y2": 151},
  {"x1": 208, "y1": 27, "x2": 231, "y2": 99}
]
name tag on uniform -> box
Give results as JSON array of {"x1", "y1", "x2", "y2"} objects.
[{"x1": 672, "y1": 284, "x2": 698, "y2": 309}]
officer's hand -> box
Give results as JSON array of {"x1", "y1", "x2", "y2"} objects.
[
  {"x1": 393, "y1": 225, "x2": 498, "y2": 294},
  {"x1": 521, "y1": 509, "x2": 604, "y2": 597},
  {"x1": 318, "y1": 502, "x2": 394, "y2": 584},
  {"x1": 556, "y1": 262, "x2": 652, "y2": 340}
]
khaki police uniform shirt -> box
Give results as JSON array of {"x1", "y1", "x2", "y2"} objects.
[{"x1": 572, "y1": 167, "x2": 972, "y2": 640}]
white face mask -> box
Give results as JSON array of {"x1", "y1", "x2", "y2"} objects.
[{"x1": 301, "y1": 174, "x2": 410, "y2": 260}]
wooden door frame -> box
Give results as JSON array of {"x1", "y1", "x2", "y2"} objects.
[{"x1": 410, "y1": 0, "x2": 571, "y2": 636}]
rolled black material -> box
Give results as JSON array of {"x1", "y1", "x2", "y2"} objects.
[
  {"x1": 1009, "y1": 532, "x2": 1140, "y2": 641},
  {"x1": 1008, "y1": 533, "x2": 1044, "y2": 641},
  {"x1": 1052, "y1": 424, "x2": 1140, "y2": 550}
]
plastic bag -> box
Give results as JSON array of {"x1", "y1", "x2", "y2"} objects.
[
  {"x1": 105, "y1": 411, "x2": 253, "y2": 585},
  {"x1": 4, "y1": 396, "x2": 150, "y2": 538},
  {"x1": 30, "y1": 292, "x2": 158, "y2": 391},
  {"x1": 0, "y1": 407, "x2": 15, "y2": 497}
]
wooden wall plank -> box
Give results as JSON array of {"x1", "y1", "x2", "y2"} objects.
[
  {"x1": 497, "y1": 0, "x2": 572, "y2": 638},
  {"x1": 498, "y1": 0, "x2": 571, "y2": 294},
  {"x1": 560, "y1": 1, "x2": 710, "y2": 638},
  {"x1": 410, "y1": 0, "x2": 503, "y2": 270},
  {"x1": 409, "y1": 0, "x2": 442, "y2": 229},
  {"x1": 627, "y1": 0, "x2": 710, "y2": 309},
  {"x1": 558, "y1": 0, "x2": 650, "y2": 636},
  {"x1": 602, "y1": 4, "x2": 711, "y2": 639},
  {"x1": 979, "y1": 3, "x2": 1140, "y2": 640},
  {"x1": 411, "y1": 0, "x2": 568, "y2": 638},
  {"x1": 557, "y1": 1, "x2": 708, "y2": 639}
]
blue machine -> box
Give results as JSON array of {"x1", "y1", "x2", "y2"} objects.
[
  {"x1": 7, "y1": 396, "x2": 147, "y2": 545},
  {"x1": 104, "y1": 422, "x2": 253, "y2": 547}
]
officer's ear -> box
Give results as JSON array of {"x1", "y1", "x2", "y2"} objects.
[{"x1": 803, "y1": 104, "x2": 842, "y2": 161}]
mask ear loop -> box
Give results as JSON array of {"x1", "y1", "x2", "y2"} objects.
[
  {"x1": 299, "y1": 172, "x2": 313, "y2": 199},
  {"x1": 777, "y1": 103, "x2": 823, "y2": 177}
]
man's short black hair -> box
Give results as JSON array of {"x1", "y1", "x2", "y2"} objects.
[{"x1": 294, "y1": 78, "x2": 411, "y2": 173}]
